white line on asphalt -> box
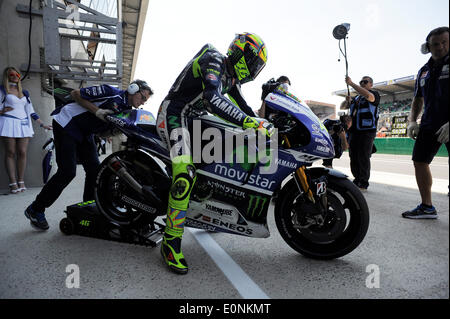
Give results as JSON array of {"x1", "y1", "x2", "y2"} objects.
[
  {"x1": 370, "y1": 158, "x2": 448, "y2": 167},
  {"x1": 188, "y1": 228, "x2": 270, "y2": 299}
]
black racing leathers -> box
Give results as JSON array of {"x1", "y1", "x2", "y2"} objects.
[
  {"x1": 158, "y1": 43, "x2": 255, "y2": 131},
  {"x1": 169, "y1": 44, "x2": 255, "y2": 119},
  {"x1": 155, "y1": 44, "x2": 258, "y2": 258}
]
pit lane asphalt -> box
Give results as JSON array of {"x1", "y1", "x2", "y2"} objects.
[{"x1": 0, "y1": 152, "x2": 448, "y2": 299}]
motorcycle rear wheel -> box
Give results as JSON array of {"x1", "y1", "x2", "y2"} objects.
[
  {"x1": 275, "y1": 177, "x2": 369, "y2": 259},
  {"x1": 95, "y1": 151, "x2": 167, "y2": 226}
]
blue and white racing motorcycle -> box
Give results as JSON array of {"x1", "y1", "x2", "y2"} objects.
[{"x1": 95, "y1": 88, "x2": 369, "y2": 259}]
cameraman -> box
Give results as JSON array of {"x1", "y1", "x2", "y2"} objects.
[
  {"x1": 257, "y1": 75, "x2": 291, "y2": 119},
  {"x1": 322, "y1": 115, "x2": 352, "y2": 168}
]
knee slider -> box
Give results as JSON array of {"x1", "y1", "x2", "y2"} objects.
[{"x1": 170, "y1": 164, "x2": 196, "y2": 201}]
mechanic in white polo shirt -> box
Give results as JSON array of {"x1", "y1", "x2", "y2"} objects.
[{"x1": 24, "y1": 80, "x2": 153, "y2": 230}]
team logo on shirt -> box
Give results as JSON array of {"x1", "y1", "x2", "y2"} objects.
[
  {"x1": 209, "y1": 94, "x2": 244, "y2": 122},
  {"x1": 420, "y1": 71, "x2": 428, "y2": 78},
  {"x1": 440, "y1": 64, "x2": 449, "y2": 80},
  {"x1": 84, "y1": 85, "x2": 104, "y2": 97},
  {"x1": 420, "y1": 70, "x2": 429, "y2": 87}
]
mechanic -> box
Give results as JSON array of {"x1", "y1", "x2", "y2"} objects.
[
  {"x1": 403, "y1": 26, "x2": 449, "y2": 219},
  {"x1": 24, "y1": 80, "x2": 153, "y2": 230}
]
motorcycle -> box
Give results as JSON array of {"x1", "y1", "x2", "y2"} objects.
[{"x1": 94, "y1": 87, "x2": 369, "y2": 259}]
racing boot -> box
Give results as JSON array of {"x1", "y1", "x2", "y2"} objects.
[
  {"x1": 161, "y1": 155, "x2": 196, "y2": 274},
  {"x1": 161, "y1": 208, "x2": 188, "y2": 274}
]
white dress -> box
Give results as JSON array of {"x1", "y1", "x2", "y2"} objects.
[{"x1": 0, "y1": 92, "x2": 35, "y2": 138}]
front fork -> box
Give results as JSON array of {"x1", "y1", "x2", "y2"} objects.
[
  {"x1": 282, "y1": 135, "x2": 315, "y2": 203},
  {"x1": 283, "y1": 135, "x2": 327, "y2": 212},
  {"x1": 295, "y1": 166, "x2": 315, "y2": 203}
]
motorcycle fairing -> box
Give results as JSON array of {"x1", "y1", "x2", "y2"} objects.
[
  {"x1": 265, "y1": 91, "x2": 335, "y2": 159},
  {"x1": 185, "y1": 200, "x2": 270, "y2": 238},
  {"x1": 101, "y1": 103, "x2": 333, "y2": 238},
  {"x1": 109, "y1": 110, "x2": 170, "y2": 159},
  {"x1": 191, "y1": 114, "x2": 299, "y2": 194},
  {"x1": 184, "y1": 166, "x2": 273, "y2": 238}
]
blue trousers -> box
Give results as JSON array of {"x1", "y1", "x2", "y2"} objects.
[{"x1": 33, "y1": 120, "x2": 100, "y2": 212}]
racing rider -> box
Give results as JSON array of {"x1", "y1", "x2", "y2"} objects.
[{"x1": 156, "y1": 32, "x2": 273, "y2": 274}]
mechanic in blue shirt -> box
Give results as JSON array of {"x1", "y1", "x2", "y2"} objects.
[
  {"x1": 403, "y1": 26, "x2": 449, "y2": 219},
  {"x1": 24, "y1": 80, "x2": 153, "y2": 230}
]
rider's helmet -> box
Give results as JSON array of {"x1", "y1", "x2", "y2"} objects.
[{"x1": 227, "y1": 32, "x2": 267, "y2": 84}]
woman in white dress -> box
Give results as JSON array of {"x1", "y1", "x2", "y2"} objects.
[{"x1": 0, "y1": 67, "x2": 52, "y2": 193}]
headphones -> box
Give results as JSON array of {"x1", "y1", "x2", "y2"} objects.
[
  {"x1": 127, "y1": 81, "x2": 141, "y2": 94},
  {"x1": 421, "y1": 26, "x2": 449, "y2": 54},
  {"x1": 127, "y1": 80, "x2": 150, "y2": 94}
]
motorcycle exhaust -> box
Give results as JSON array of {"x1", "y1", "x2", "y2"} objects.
[
  {"x1": 108, "y1": 156, "x2": 144, "y2": 195},
  {"x1": 107, "y1": 156, "x2": 164, "y2": 208}
]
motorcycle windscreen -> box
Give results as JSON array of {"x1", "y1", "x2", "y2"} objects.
[{"x1": 265, "y1": 92, "x2": 335, "y2": 159}]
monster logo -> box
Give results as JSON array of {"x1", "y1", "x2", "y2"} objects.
[
  {"x1": 235, "y1": 56, "x2": 250, "y2": 81},
  {"x1": 247, "y1": 194, "x2": 268, "y2": 218}
]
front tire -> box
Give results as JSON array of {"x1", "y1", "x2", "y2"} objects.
[{"x1": 275, "y1": 177, "x2": 369, "y2": 259}]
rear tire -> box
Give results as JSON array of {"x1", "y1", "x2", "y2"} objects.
[
  {"x1": 95, "y1": 151, "x2": 168, "y2": 226},
  {"x1": 275, "y1": 177, "x2": 369, "y2": 259}
]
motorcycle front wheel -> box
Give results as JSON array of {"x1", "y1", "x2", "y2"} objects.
[{"x1": 275, "y1": 176, "x2": 369, "y2": 259}]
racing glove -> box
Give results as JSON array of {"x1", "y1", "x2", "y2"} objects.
[
  {"x1": 407, "y1": 121, "x2": 420, "y2": 140},
  {"x1": 243, "y1": 116, "x2": 275, "y2": 137},
  {"x1": 435, "y1": 122, "x2": 449, "y2": 144},
  {"x1": 95, "y1": 108, "x2": 114, "y2": 122}
]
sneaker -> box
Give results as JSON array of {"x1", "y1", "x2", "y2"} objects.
[
  {"x1": 24, "y1": 204, "x2": 49, "y2": 230},
  {"x1": 160, "y1": 235, "x2": 188, "y2": 275},
  {"x1": 402, "y1": 204, "x2": 437, "y2": 219}
]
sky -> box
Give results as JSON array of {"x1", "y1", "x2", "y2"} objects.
[{"x1": 134, "y1": 0, "x2": 449, "y2": 115}]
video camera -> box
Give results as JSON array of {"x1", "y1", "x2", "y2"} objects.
[
  {"x1": 324, "y1": 117, "x2": 347, "y2": 135},
  {"x1": 261, "y1": 78, "x2": 281, "y2": 101},
  {"x1": 332, "y1": 121, "x2": 347, "y2": 134}
]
